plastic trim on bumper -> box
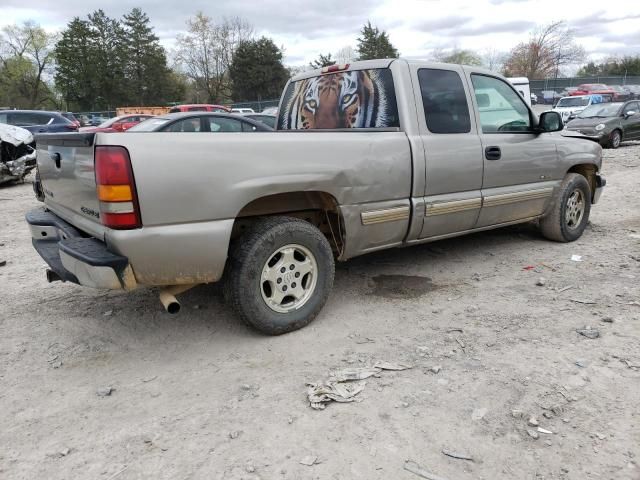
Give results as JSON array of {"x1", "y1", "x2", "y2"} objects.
[
  {"x1": 593, "y1": 174, "x2": 606, "y2": 204},
  {"x1": 25, "y1": 208, "x2": 132, "y2": 289}
]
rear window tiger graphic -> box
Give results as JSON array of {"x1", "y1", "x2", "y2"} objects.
[{"x1": 277, "y1": 68, "x2": 399, "y2": 130}]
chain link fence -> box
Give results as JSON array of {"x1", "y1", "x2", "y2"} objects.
[{"x1": 531, "y1": 76, "x2": 640, "y2": 104}]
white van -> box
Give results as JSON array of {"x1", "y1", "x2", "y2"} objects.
[
  {"x1": 231, "y1": 108, "x2": 256, "y2": 114},
  {"x1": 507, "y1": 77, "x2": 532, "y2": 107}
]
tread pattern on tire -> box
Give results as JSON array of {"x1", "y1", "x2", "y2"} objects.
[
  {"x1": 224, "y1": 216, "x2": 335, "y2": 335},
  {"x1": 540, "y1": 173, "x2": 591, "y2": 243}
]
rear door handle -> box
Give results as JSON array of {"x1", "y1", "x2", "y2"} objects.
[{"x1": 485, "y1": 146, "x2": 501, "y2": 160}]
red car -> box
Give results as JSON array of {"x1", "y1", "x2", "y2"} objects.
[
  {"x1": 570, "y1": 84, "x2": 616, "y2": 99},
  {"x1": 168, "y1": 104, "x2": 231, "y2": 113},
  {"x1": 79, "y1": 114, "x2": 154, "y2": 133}
]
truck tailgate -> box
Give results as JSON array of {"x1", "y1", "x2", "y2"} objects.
[{"x1": 36, "y1": 133, "x2": 105, "y2": 238}]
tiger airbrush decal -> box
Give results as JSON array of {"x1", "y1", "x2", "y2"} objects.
[{"x1": 278, "y1": 68, "x2": 399, "y2": 130}]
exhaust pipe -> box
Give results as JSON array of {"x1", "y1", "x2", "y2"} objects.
[
  {"x1": 46, "y1": 269, "x2": 62, "y2": 283},
  {"x1": 159, "y1": 284, "x2": 199, "y2": 314}
]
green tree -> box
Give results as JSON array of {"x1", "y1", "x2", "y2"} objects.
[
  {"x1": 355, "y1": 21, "x2": 399, "y2": 61},
  {"x1": 577, "y1": 56, "x2": 640, "y2": 77},
  {"x1": 309, "y1": 53, "x2": 336, "y2": 69},
  {"x1": 87, "y1": 10, "x2": 127, "y2": 109},
  {"x1": 229, "y1": 37, "x2": 289, "y2": 102},
  {"x1": 54, "y1": 17, "x2": 98, "y2": 110},
  {"x1": 0, "y1": 21, "x2": 57, "y2": 108},
  {"x1": 122, "y1": 8, "x2": 174, "y2": 105},
  {"x1": 433, "y1": 48, "x2": 482, "y2": 66}
]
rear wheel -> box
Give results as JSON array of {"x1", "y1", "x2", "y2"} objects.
[
  {"x1": 539, "y1": 173, "x2": 591, "y2": 242},
  {"x1": 224, "y1": 216, "x2": 334, "y2": 335}
]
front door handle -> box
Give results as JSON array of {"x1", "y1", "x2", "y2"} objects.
[{"x1": 485, "y1": 146, "x2": 501, "y2": 160}]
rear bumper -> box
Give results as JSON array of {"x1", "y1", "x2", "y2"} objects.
[
  {"x1": 593, "y1": 173, "x2": 606, "y2": 204},
  {"x1": 26, "y1": 208, "x2": 135, "y2": 289}
]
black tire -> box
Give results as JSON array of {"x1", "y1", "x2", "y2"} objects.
[
  {"x1": 224, "y1": 216, "x2": 335, "y2": 335},
  {"x1": 539, "y1": 173, "x2": 591, "y2": 242},
  {"x1": 603, "y1": 129, "x2": 621, "y2": 149}
]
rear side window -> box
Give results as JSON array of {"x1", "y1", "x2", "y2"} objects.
[
  {"x1": 206, "y1": 117, "x2": 242, "y2": 132},
  {"x1": 418, "y1": 69, "x2": 471, "y2": 134},
  {"x1": 278, "y1": 68, "x2": 399, "y2": 130}
]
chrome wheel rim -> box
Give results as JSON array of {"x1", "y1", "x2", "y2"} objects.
[
  {"x1": 260, "y1": 244, "x2": 318, "y2": 313},
  {"x1": 612, "y1": 132, "x2": 621, "y2": 148},
  {"x1": 565, "y1": 189, "x2": 585, "y2": 229}
]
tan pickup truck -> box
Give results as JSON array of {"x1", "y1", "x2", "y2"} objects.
[{"x1": 27, "y1": 59, "x2": 605, "y2": 334}]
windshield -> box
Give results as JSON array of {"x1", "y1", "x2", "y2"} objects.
[
  {"x1": 557, "y1": 97, "x2": 590, "y2": 107},
  {"x1": 127, "y1": 118, "x2": 170, "y2": 131},
  {"x1": 577, "y1": 103, "x2": 622, "y2": 118}
]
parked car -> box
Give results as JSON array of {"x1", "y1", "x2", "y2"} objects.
[
  {"x1": 231, "y1": 108, "x2": 256, "y2": 114},
  {"x1": 538, "y1": 90, "x2": 563, "y2": 105},
  {"x1": 60, "y1": 112, "x2": 81, "y2": 128},
  {"x1": 0, "y1": 110, "x2": 78, "y2": 133},
  {"x1": 611, "y1": 85, "x2": 633, "y2": 102},
  {"x1": 552, "y1": 95, "x2": 605, "y2": 123},
  {"x1": 80, "y1": 114, "x2": 154, "y2": 133},
  {"x1": 168, "y1": 104, "x2": 231, "y2": 113},
  {"x1": 261, "y1": 106, "x2": 278, "y2": 115},
  {"x1": 80, "y1": 115, "x2": 110, "y2": 127},
  {"x1": 625, "y1": 85, "x2": 640, "y2": 99},
  {"x1": 27, "y1": 59, "x2": 605, "y2": 335},
  {"x1": 0, "y1": 123, "x2": 36, "y2": 185},
  {"x1": 126, "y1": 112, "x2": 273, "y2": 133},
  {"x1": 243, "y1": 113, "x2": 276, "y2": 128},
  {"x1": 569, "y1": 84, "x2": 616, "y2": 98},
  {"x1": 530, "y1": 92, "x2": 538, "y2": 105},
  {"x1": 565, "y1": 100, "x2": 640, "y2": 148}
]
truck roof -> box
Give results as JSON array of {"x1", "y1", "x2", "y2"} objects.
[{"x1": 291, "y1": 58, "x2": 504, "y2": 82}]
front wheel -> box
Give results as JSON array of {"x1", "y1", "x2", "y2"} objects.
[
  {"x1": 602, "y1": 129, "x2": 621, "y2": 149},
  {"x1": 224, "y1": 216, "x2": 335, "y2": 335},
  {"x1": 539, "y1": 173, "x2": 591, "y2": 242}
]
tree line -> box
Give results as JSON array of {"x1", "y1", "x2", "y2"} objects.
[{"x1": 2, "y1": 12, "x2": 639, "y2": 111}]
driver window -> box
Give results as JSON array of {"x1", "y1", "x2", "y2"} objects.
[
  {"x1": 471, "y1": 74, "x2": 531, "y2": 133},
  {"x1": 624, "y1": 102, "x2": 638, "y2": 115}
]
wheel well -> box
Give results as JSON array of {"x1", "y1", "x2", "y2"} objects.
[
  {"x1": 232, "y1": 191, "x2": 345, "y2": 256},
  {"x1": 568, "y1": 164, "x2": 597, "y2": 194}
]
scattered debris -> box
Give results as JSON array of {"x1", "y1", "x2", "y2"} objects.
[
  {"x1": 373, "y1": 361, "x2": 412, "y2": 371},
  {"x1": 430, "y1": 365, "x2": 442, "y2": 374},
  {"x1": 523, "y1": 265, "x2": 536, "y2": 271},
  {"x1": 59, "y1": 448, "x2": 71, "y2": 457},
  {"x1": 446, "y1": 328, "x2": 463, "y2": 333},
  {"x1": 601, "y1": 317, "x2": 614, "y2": 323},
  {"x1": 556, "y1": 285, "x2": 574, "y2": 293},
  {"x1": 299, "y1": 455, "x2": 318, "y2": 466},
  {"x1": 308, "y1": 361, "x2": 412, "y2": 409},
  {"x1": 472, "y1": 407, "x2": 487, "y2": 421},
  {"x1": 570, "y1": 299, "x2": 597, "y2": 305},
  {"x1": 537, "y1": 427, "x2": 553, "y2": 434},
  {"x1": 142, "y1": 375, "x2": 157, "y2": 383},
  {"x1": 442, "y1": 449, "x2": 474, "y2": 461},
  {"x1": 0, "y1": 260, "x2": 6, "y2": 267},
  {"x1": 575, "y1": 360, "x2": 586, "y2": 368},
  {"x1": 527, "y1": 429, "x2": 539, "y2": 439},
  {"x1": 511, "y1": 409, "x2": 524, "y2": 418},
  {"x1": 528, "y1": 416, "x2": 539, "y2": 427},
  {"x1": 245, "y1": 465, "x2": 256, "y2": 473},
  {"x1": 96, "y1": 387, "x2": 113, "y2": 397},
  {"x1": 404, "y1": 460, "x2": 449, "y2": 480},
  {"x1": 576, "y1": 328, "x2": 600, "y2": 339},
  {"x1": 229, "y1": 431, "x2": 241, "y2": 439},
  {"x1": 570, "y1": 255, "x2": 583, "y2": 262},
  {"x1": 455, "y1": 338, "x2": 465, "y2": 350},
  {"x1": 620, "y1": 358, "x2": 640, "y2": 370},
  {"x1": 536, "y1": 277, "x2": 546, "y2": 286},
  {"x1": 103, "y1": 310, "x2": 113, "y2": 316}
]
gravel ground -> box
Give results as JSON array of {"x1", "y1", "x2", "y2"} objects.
[{"x1": 1, "y1": 141, "x2": 639, "y2": 480}]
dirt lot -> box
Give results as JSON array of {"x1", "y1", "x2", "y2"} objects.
[{"x1": 1, "y1": 142, "x2": 639, "y2": 480}]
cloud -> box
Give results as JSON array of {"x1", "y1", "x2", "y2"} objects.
[
  {"x1": 414, "y1": 15, "x2": 472, "y2": 32},
  {"x1": 455, "y1": 20, "x2": 536, "y2": 36}
]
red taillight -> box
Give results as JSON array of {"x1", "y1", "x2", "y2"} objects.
[{"x1": 95, "y1": 146, "x2": 141, "y2": 229}]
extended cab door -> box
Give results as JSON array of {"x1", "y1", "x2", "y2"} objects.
[
  {"x1": 410, "y1": 66, "x2": 483, "y2": 239},
  {"x1": 466, "y1": 71, "x2": 558, "y2": 227}
]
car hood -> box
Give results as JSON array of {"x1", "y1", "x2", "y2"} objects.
[{"x1": 565, "y1": 117, "x2": 615, "y2": 128}]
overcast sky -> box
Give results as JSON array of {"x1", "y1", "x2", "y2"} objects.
[{"x1": 3, "y1": 0, "x2": 640, "y2": 66}]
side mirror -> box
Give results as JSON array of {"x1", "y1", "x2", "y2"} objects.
[
  {"x1": 624, "y1": 110, "x2": 636, "y2": 119},
  {"x1": 538, "y1": 111, "x2": 563, "y2": 132}
]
